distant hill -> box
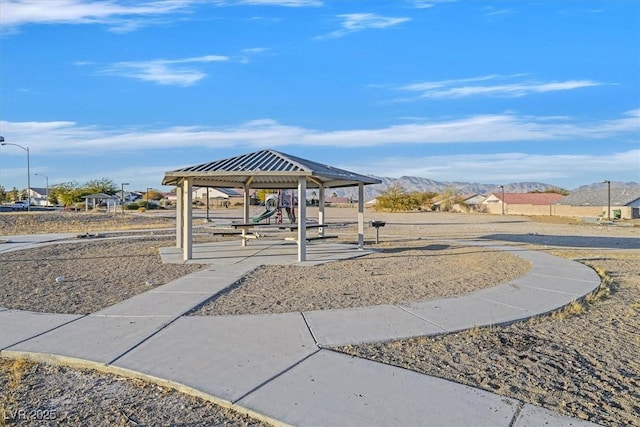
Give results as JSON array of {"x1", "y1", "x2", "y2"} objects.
[
  {"x1": 572, "y1": 181, "x2": 640, "y2": 192},
  {"x1": 329, "y1": 176, "x2": 561, "y2": 201}
]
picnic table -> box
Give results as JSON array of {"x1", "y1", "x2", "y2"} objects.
[{"x1": 230, "y1": 222, "x2": 331, "y2": 246}]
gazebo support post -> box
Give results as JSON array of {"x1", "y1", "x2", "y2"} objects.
[
  {"x1": 243, "y1": 184, "x2": 250, "y2": 224},
  {"x1": 242, "y1": 185, "x2": 250, "y2": 247},
  {"x1": 176, "y1": 182, "x2": 183, "y2": 249},
  {"x1": 297, "y1": 178, "x2": 307, "y2": 262},
  {"x1": 358, "y1": 183, "x2": 364, "y2": 250},
  {"x1": 182, "y1": 178, "x2": 192, "y2": 261},
  {"x1": 318, "y1": 184, "x2": 325, "y2": 237}
]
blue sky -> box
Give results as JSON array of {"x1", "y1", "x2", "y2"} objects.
[{"x1": 0, "y1": 0, "x2": 638, "y2": 193}]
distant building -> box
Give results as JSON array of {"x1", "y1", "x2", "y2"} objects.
[
  {"x1": 483, "y1": 193, "x2": 566, "y2": 215},
  {"x1": 164, "y1": 187, "x2": 243, "y2": 207},
  {"x1": 28, "y1": 187, "x2": 49, "y2": 206},
  {"x1": 555, "y1": 187, "x2": 640, "y2": 219}
]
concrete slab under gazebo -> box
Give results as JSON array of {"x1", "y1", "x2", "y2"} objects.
[
  {"x1": 81, "y1": 193, "x2": 119, "y2": 211},
  {"x1": 162, "y1": 149, "x2": 381, "y2": 262}
]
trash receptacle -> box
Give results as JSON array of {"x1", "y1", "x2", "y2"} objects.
[{"x1": 613, "y1": 209, "x2": 621, "y2": 219}]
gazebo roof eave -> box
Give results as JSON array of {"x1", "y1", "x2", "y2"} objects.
[{"x1": 162, "y1": 171, "x2": 380, "y2": 189}]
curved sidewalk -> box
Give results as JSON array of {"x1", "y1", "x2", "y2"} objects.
[{"x1": 1, "y1": 239, "x2": 602, "y2": 426}]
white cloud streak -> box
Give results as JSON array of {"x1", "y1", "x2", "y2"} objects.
[
  {"x1": 0, "y1": 0, "x2": 192, "y2": 32},
  {"x1": 397, "y1": 75, "x2": 606, "y2": 99},
  {"x1": 407, "y1": 0, "x2": 456, "y2": 9},
  {"x1": 316, "y1": 13, "x2": 411, "y2": 39},
  {"x1": 351, "y1": 150, "x2": 640, "y2": 186},
  {"x1": 1, "y1": 110, "x2": 638, "y2": 154},
  {"x1": 0, "y1": 0, "x2": 321, "y2": 32},
  {"x1": 230, "y1": 0, "x2": 322, "y2": 6},
  {"x1": 95, "y1": 55, "x2": 229, "y2": 86}
]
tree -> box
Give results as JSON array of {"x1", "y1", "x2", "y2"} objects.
[
  {"x1": 436, "y1": 187, "x2": 464, "y2": 212},
  {"x1": 49, "y1": 182, "x2": 81, "y2": 207},
  {"x1": 8, "y1": 187, "x2": 19, "y2": 202},
  {"x1": 84, "y1": 178, "x2": 117, "y2": 195},
  {"x1": 529, "y1": 187, "x2": 569, "y2": 196},
  {"x1": 142, "y1": 189, "x2": 163, "y2": 201},
  {"x1": 0, "y1": 186, "x2": 6, "y2": 203},
  {"x1": 255, "y1": 189, "x2": 278, "y2": 203},
  {"x1": 375, "y1": 184, "x2": 421, "y2": 212}
]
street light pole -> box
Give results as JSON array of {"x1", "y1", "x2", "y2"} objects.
[
  {"x1": 121, "y1": 182, "x2": 129, "y2": 214},
  {"x1": 0, "y1": 138, "x2": 31, "y2": 212},
  {"x1": 35, "y1": 173, "x2": 49, "y2": 206},
  {"x1": 498, "y1": 185, "x2": 505, "y2": 215},
  {"x1": 147, "y1": 187, "x2": 152, "y2": 209},
  {"x1": 602, "y1": 180, "x2": 611, "y2": 221}
]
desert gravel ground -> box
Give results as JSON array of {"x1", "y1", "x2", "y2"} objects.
[
  {"x1": 0, "y1": 358, "x2": 268, "y2": 427},
  {"x1": 1, "y1": 210, "x2": 639, "y2": 426},
  {"x1": 194, "y1": 241, "x2": 531, "y2": 315},
  {"x1": 1, "y1": 237, "x2": 208, "y2": 314}
]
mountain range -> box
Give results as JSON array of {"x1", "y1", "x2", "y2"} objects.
[{"x1": 332, "y1": 177, "x2": 639, "y2": 201}]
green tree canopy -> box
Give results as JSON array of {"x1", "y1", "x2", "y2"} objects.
[
  {"x1": 84, "y1": 178, "x2": 118, "y2": 195},
  {"x1": 375, "y1": 184, "x2": 423, "y2": 212}
]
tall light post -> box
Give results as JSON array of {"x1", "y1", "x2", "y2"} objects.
[
  {"x1": 602, "y1": 180, "x2": 611, "y2": 221},
  {"x1": 0, "y1": 137, "x2": 31, "y2": 212},
  {"x1": 35, "y1": 173, "x2": 49, "y2": 206},
  {"x1": 146, "y1": 187, "x2": 152, "y2": 209},
  {"x1": 498, "y1": 185, "x2": 505, "y2": 215},
  {"x1": 121, "y1": 182, "x2": 129, "y2": 214}
]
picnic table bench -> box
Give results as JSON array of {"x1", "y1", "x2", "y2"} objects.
[{"x1": 230, "y1": 222, "x2": 333, "y2": 246}]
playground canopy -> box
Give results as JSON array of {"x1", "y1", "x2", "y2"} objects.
[{"x1": 162, "y1": 149, "x2": 382, "y2": 262}]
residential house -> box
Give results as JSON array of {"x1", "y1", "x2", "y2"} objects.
[
  {"x1": 28, "y1": 187, "x2": 49, "y2": 206},
  {"x1": 555, "y1": 187, "x2": 640, "y2": 219},
  {"x1": 115, "y1": 190, "x2": 142, "y2": 204},
  {"x1": 164, "y1": 187, "x2": 243, "y2": 207},
  {"x1": 482, "y1": 193, "x2": 566, "y2": 216}
]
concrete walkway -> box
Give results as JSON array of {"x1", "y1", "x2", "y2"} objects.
[{"x1": 1, "y1": 237, "x2": 602, "y2": 426}]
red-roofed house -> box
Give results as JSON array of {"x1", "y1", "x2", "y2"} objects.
[{"x1": 482, "y1": 193, "x2": 566, "y2": 215}]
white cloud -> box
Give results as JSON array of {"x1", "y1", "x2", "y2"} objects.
[
  {"x1": 396, "y1": 75, "x2": 606, "y2": 99},
  {"x1": 95, "y1": 55, "x2": 229, "y2": 86},
  {"x1": 407, "y1": 0, "x2": 456, "y2": 9},
  {"x1": 316, "y1": 13, "x2": 411, "y2": 39},
  {"x1": 481, "y1": 6, "x2": 513, "y2": 18},
  {"x1": 348, "y1": 150, "x2": 640, "y2": 187},
  {"x1": 0, "y1": 0, "x2": 192, "y2": 32},
  {"x1": 0, "y1": 0, "x2": 321, "y2": 32},
  {"x1": 1, "y1": 110, "x2": 638, "y2": 155},
  {"x1": 232, "y1": 0, "x2": 322, "y2": 6}
]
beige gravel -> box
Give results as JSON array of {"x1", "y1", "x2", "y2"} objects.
[
  {"x1": 0, "y1": 357, "x2": 269, "y2": 427},
  {"x1": 194, "y1": 240, "x2": 531, "y2": 315}
]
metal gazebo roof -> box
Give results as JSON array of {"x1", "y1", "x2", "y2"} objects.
[{"x1": 162, "y1": 149, "x2": 381, "y2": 189}]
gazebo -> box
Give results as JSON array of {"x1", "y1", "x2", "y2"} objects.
[
  {"x1": 81, "y1": 193, "x2": 119, "y2": 211},
  {"x1": 162, "y1": 149, "x2": 381, "y2": 262}
]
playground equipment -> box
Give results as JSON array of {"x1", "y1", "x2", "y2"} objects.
[{"x1": 252, "y1": 190, "x2": 297, "y2": 224}]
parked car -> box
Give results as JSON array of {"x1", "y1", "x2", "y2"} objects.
[{"x1": 11, "y1": 200, "x2": 30, "y2": 210}]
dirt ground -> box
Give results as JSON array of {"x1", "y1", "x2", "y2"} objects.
[{"x1": 1, "y1": 209, "x2": 639, "y2": 426}]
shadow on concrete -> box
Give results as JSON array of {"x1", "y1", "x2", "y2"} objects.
[{"x1": 482, "y1": 234, "x2": 640, "y2": 250}]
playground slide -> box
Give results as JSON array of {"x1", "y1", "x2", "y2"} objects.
[{"x1": 252, "y1": 207, "x2": 277, "y2": 223}]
